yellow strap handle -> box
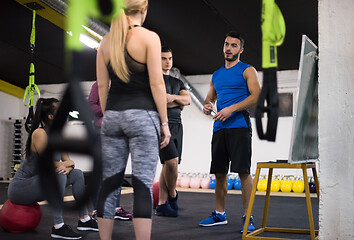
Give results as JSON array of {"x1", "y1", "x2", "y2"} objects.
[
  {"x1": 261, "y1": 0, "x2": 286, "y2": 69},
  {"x1": 23, "y1": 10, "x2": 40, "y2": 107}
]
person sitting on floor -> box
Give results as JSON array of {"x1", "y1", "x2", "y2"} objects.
[{"x1": 7, "y1": 98, "x2": 98, "y2": 240}]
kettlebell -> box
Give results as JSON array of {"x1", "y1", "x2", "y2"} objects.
[{"x1": 209, "y1": 175, "x2": 216, "y2": 189}]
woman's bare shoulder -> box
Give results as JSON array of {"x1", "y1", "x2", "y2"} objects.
[
  {"x1": 99, "y1": 33, "x2": 111, "y2": 63},
  {"x1": 101, "y1": 33, "x2": 110, "y2": 42},
  {"x1": 135, "y1": 27, "x2": 160, "y2": 42},
  {"x1": 99, "y1": 33, "x2": 110, "y2": 49},
  {"x1": 31, "y1": 128, "x2": 48, "y2": 153},
  {"x1": 32, "y1": 128, "x2": 46, "y2": 139}
]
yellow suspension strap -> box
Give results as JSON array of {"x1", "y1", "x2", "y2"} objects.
[
  {"x1": 66, "y1": 0, "x2": 123, "y2": 51},
  {"x1": 255, "y1": 0, "x2": 285, "y2": 141},
  {"x1": 23, "y1": 10, "x2": 41, "y2": 133},
  {"x1": 38, "y1": 0, "x2": 124, "y2": 210}
]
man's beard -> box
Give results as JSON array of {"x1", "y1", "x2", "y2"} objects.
[{"x1": 224, "y1": 52, "x2": 240, "y2": 62}]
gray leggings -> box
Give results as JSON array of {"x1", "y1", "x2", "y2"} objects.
[
  {"x1": 8, "y1": 169, "x2": 88, "y2": 224},
  {"x1": 97, "y1": 109, "x2": 160, "y2": 219}
]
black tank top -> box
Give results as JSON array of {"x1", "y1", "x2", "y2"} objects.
[{"x1": 105, "y1": 51, "x2": 157, "y2": 112}]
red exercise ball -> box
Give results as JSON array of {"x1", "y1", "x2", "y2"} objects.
[
  {"x1": 152, "y1": 180, "x2": 159, "y2": 209},
  {"x1": 0, "y1": 200, "x2": 42, "y2": 233}
]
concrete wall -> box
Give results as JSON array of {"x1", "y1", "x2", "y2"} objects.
[
  {"x1": 0, "y1": 91, "x2": 24, "y2": 120},
  {"x1": 318, "y1": 0, "x2": 354, "y2": 239}
]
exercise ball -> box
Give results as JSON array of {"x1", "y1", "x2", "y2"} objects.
[
  {"x1": 0, "y1": 200, "x2": 42, "y2": 233},
  {"x1": 152, "y1": 181, "x2": 159, "y2": 208}
]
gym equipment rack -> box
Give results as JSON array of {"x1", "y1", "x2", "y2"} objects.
[{"x1": 11, "y1": 119, "x2": 24, "y2": 179}]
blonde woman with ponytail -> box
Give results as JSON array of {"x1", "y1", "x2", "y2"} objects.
[{"x1": 96, "y1": 1, "x2": 170, "y2": 239}]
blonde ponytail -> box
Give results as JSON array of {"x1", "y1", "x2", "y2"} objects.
[
  {"x1": 109, "y1": 0, "x2": 148, "y2": 83},
  {"x1": 110, "y1": 9, "x2": 130, "y2": 83}
]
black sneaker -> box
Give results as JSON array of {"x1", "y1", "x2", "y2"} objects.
[
  {"x1": 168, "y1": 190, "x2": 178, "y2": 211},
  {"x1": 91, "y1": 210, "x2": 97, "y2": 221},
  {"x1": 51, "y1": 224, "x2": 82, "y2": 239},
  {"x1": 77, "y1": 218, "x2": 99, "y2": 231},
  {"x1": 114, "y1": 207, "x2": 132, "y2": 221},
  {"x1": 156, "y1": 201, "x2": 178, "y2": 217}
]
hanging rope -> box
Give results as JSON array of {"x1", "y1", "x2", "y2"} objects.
[
  {"x1": 255, "y1": 0, "x2": 285, "y2": 141},
  {"x1": 23, "y1": 10, "x2": 41, "y2": 133}
]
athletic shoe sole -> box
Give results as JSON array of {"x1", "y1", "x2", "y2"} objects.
[
  {"x1": 199, "y1": 220, "x2": 228, "y2": 227},
  {"x1": 114, "y1": 216, "x2": 131, "y2": 220},
  {"x1": 77, "y1": 227, "x2": 99, "y2": 231},
  {"x1": 241, "y1": 226, "x2": 255, "y2": 233},
  {"x1": 155, "y1": 211, "x2": 178, "y2": 217},
  {"x1": 51, "y1": 234, "x2": 82, "y2": 239}
]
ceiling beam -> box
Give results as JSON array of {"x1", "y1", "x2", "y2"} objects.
[
  {"x1": 16, "y1": 0, "x2": 66, "y2": 30},
  {"x1": 0, "y1": 79, "x2": 25, "y2": 98}
]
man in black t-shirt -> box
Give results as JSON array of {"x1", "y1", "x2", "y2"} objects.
[{"x1": 156, "y1": 47, "x2": 191, "y2": 217}]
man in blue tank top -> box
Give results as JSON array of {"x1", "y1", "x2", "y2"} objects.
[{"x1": 199, "y1": 31, "x2": 261, "y2": 233}]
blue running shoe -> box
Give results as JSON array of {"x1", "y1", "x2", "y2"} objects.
[
  {"x1": 199, "y1": 211, "x2": 227, "y2": 227},
  {"x1": 241, "y1": 215, "x2": 255, "y2": 233},
  {"x1": 156, "y1": 201, "x2": 178, "y2": 217},
  {"x1": 168, "y1": 190, "x2": 178, "y2": 211}
]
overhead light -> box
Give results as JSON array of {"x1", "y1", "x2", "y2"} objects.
[
  {"x1": 66, "y1": 31, "x2": 100, "y2": 49},
  {"x1": 81, "y1": 25, "x2": 103, "y2": 40},
  {"x1": 79, "y1": 34, "x2": 100, "y2": 49}
]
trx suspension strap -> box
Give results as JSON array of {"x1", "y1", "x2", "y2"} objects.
[
  {"x1": 255, "y1": 0, "x2": 285, "y2": 141},
  {"x1": 38, "y1": 0, "x2": 124, "y2": 210},
  {"x1": 23, "y1": 10, "x2": 41, "y2": 133}
]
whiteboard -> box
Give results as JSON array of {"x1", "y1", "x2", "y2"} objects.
[{"x1": 288, "y1": 35, "x2": 318, "y2": 163}]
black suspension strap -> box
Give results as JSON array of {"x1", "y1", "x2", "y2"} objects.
[
  {"x1": 23, "y1": 10, "x2": 40, "y2": 133},
  {"x1": 255, "y1": 68, "x2": 278, "y2": 141},
  {"x1": 255, "y1": 0, "x2": 285, "y2": 141},
  {"x1": 38, "y1": 0, "x2": 124, "y2": 210},
  {"x1": 38, "y1": 56, "x2": 102, "y2": 209}
]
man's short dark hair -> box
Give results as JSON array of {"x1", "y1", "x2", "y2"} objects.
[
  {"x1": 225, "y1": 31, "x2": 244, "y2": 48},
  {"x1": 162, "y1": 46, "x2": 173, "y2": 53}
]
